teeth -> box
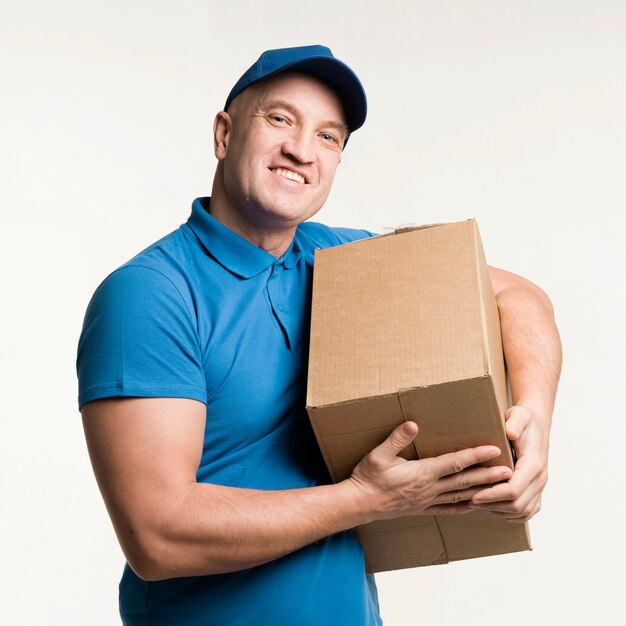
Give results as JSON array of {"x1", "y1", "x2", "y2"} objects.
[{"x1": 272, "y1": 167, "x2": 305, "y2": 184}]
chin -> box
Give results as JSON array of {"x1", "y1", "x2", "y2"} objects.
[{"x1": 260, "y1": 202, "x2": 318, "y2": 226}]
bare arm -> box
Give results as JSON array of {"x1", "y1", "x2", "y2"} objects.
[
  {"x1": 82, "y1": 398, "x2": 512, "y2": 580},
  {"x1": 470, "y1": 266, "x2": 562, "y2": 520}
]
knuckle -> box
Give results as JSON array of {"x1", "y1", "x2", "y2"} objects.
[
  {"x1": 414, "y1": 468, "x2": 433, "y2": 489},
  {"x1": 452, "y1": 490, "x2": 467, "y2": 504},
  {"x1": 528, "y1": 461, "x2": 548, "y2": 487},
  {"x1": 457, "y1": 476, "x2": 471, "y2": 491},
  {"x1": 450, "y1": 456, "x2": 466, "y2": 474},
  {"x1": 388, "y1": 432, "x2": 406, "y2": 449},
  {"x1": 511, "y1": 500, "x2": 525, "y2": 514},
  {"x1": 529, "y1": 496, "x2": 542, "y2": 517},
  {"x1": 486, "y1": 470, "x2": 501, "y2": 484},
  {"x1": 506, "y1": 405, "x2": 532, "y2": 426},
  {"x1": 366, "y1": 450, "x2": 384, "y2": 471}
]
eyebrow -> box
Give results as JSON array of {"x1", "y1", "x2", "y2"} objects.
[{"x1": 257, "y1": 98, "x2": 349, "y2": 136}]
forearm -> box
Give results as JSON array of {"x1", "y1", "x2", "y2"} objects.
[
  {"x1": 120, "y1": 443, "x2": 511, "y2": 580},
  {"x1": 83, "y1": 398, "x2": 375, "y2": 582},
  {"x1": 135, "y1": 433, "x2": 511, "y2": 579},
  {"x1": 493, "y1": 269, "x2": 562, "y2": 430},
  {"x1": 83, "y1": 398, "x2": 516, "y2": 580},
  {"x1": 128, "y1": 478, "x2": 370, "y2": 581}
]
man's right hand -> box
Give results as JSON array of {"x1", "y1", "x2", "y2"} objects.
[{"x1": 348, "y1": 421, "x2": 513, "y2": 522}]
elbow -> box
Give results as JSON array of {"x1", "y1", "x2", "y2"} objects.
[
  {"x1": 120, "y1": 525, "x2": 243, "y2": 581},
  {"x1": 518, "y1": 279, "x2": 555, "y2": 319},
  {"x1": 491, "y1": 268, "x2": 556, "y2": 319},
  {"x1": 122, "y1": 530, "x2": 174, "y2": 582},
  {"x1": 113, "y1": 501, "x2": 203, "y2": 580},
  {"x1": 128, "y1": 556, "x2": 169, "y2": 583}
]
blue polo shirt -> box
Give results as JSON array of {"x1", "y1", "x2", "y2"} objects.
[{"x1": 77, "y1": 197, "x2": 380, "y2": 626}]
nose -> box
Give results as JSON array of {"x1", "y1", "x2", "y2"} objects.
[{"x1": 281, "y1": 129, "x2": 315, "y2": 164}]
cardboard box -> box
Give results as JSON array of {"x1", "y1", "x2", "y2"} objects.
[{"x1": 306, "y1": 219, "x2": 531, "y2": 573}]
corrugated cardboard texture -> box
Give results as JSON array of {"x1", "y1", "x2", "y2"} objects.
[
  {"x1": 306, "y1": 220, "x2": 531, "y2": 573},
  {"x1": 356, "y1": 516, "x2": 448, "y2": 571},
  {"x1": 307, "y1": 221, "x2": 488, "y2": 407},
  {"x1": 307, "y1": 394, "x2": 416, "y2": 485},
  {"x1": 399, "y1": 377, "x2": 511, "y2": 469}
]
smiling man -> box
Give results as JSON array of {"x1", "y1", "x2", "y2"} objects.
[
  {"x1": 210, "y1": 70, "x2": 347, "y2": 255},
  {"x1": 77, "y1": 45, "x2": 561, "y2": 626}
]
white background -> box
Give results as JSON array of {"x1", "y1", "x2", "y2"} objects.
[{"x1": 2, "y1": 1, "x2": 624, "y2": 624}]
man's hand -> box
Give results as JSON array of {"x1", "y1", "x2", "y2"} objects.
[
  {"x1": 479, "y1": 266, "x2": 561, "y2": 524},
  {"x1": 349, "y1": 421, "x2": 513, "y2": 520},
  {"x1": 469, "y1": 405, "x2": 549, "y2": 522}
]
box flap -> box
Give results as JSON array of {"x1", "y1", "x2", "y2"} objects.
[
  {"x1": 356, "y1": 516, "x2": 448, "y2": 573},
  {"x1": 398, "y1": 377, "x2": 513, "y2": 469},
  {"x1": 307, "y1": 394, "x2": 413, "y2": 483},
  {"x1": 436, "y1": 512, "x2": 531, "y2": 562}
]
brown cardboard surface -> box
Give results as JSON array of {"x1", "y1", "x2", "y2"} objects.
[
  {"x1": 356, "y1": 516, "x2": 448, "y2": 572},
  {"x1": 306, "y1": 219, "x2": 531, "y2": 573}
]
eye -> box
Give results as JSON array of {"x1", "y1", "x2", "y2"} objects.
[
  {"x1": 320, "y1": 132, "x2": 338, "y2": 144},
  {"x1": 269, "y1": 114, "x2": 288, "y2": 125}
]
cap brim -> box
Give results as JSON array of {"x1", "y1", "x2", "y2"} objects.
[{"x1": 225, "y1": 55, "x2": 367, "y2": 134}]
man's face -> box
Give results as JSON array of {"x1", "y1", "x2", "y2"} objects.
[{"x1": 215, "y1": 72, "x2": 348, "y2": 231}]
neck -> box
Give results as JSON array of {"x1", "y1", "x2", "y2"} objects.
[
  {"x1": 210, "y1": 173, "x2": 296, "y2": 258},
  {"x1": 211, "y1": 203, "x2": 296, "y2": 257}
]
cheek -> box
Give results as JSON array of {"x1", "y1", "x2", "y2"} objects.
[
  {"x1": 319, "y1": 160, "x2": 340, "y2": 190},
  {"x1": 224, "y1": 152, "x2": 253, "y2": 186}
]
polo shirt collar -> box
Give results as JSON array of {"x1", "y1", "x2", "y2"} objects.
[{"x1": 187, "y1": 197, "x2": 302, "y2": 278}]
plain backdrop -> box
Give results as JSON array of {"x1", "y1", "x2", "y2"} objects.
[{"x1": 2, "y1": 1, "x2": 624, "y2": 624}]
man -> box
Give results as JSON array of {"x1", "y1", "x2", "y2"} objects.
[{"x1": 77, "y1": 45, "x2": 561, "y2": 625}]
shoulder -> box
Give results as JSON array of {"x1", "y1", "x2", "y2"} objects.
[
  {"x1": 88, "y1": 263, "x2": 190, "y2": 314},
  {"x1": 296, "y1": 221, "x2": 376, "y2": 251},
  {"x1": 78, "y1": 260, "x2": 205, "y2": 411},
  {"x1": 90, "y1": 226, "x2": 199, "y2": 315},
  {"x1": 79, "y1": 230, "x2": 202, "y2": 373}
]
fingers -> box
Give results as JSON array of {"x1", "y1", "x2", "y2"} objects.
[
  {"x1": 436, "y1": 465, "x2": 512, "y2": 500},
  {"x1": 370, "y1": 421, "x2": 418, "y2": 465},
  {"x1": 470, "y1": 476, "x2": 523, "y2": 510},
  {"x1": 471, "y1": 493, "x2": 542, "y2": 523},
  {"x1": 469, "y1": 454, "x2": 546, "y2": 522},
  {"x1": 429, "y1": 445, "x2": 502, "y2": 480},
  {"x1": 431, "y1": 464, "x2": 512, "y2": 508},
  {"x1": 354, "y1": 422, "x2": 539, "y2": 522},
  {"x1": 505, "y1": 405, "x2": 533, "y2": 441}
]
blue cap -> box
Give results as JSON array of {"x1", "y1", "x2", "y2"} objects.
[{"x1": 224, "y1": 45, "x2": 367, "y2": 135}]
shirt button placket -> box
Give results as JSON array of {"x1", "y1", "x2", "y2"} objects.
[{"x1": 267, "y1": 261, "x2": 290, "y2": 346}]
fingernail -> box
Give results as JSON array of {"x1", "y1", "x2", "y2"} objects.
[{"x1": 402, "y1": 422, "x2": 416, "y2": 436}]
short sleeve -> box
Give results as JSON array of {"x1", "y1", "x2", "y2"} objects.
[{"x1": 76, "y1": 265, "x2": 207, "y2": 409}]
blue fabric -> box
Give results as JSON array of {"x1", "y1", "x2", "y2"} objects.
[{"x1": 77, "y1": 197, "x2": 381, "y2": 626}]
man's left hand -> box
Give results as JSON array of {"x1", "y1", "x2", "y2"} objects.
[{"x1": 468, "y1": 405, "x2": 549, "y2": 523}]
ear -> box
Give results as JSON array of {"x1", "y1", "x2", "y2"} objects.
[{"x1": 213, "y1": 111, "x2": 232, "y2": 160}]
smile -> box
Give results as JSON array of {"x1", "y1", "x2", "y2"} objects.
[{"x1": 271, "y1": 167, "x2": 306, "y2": 184}]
